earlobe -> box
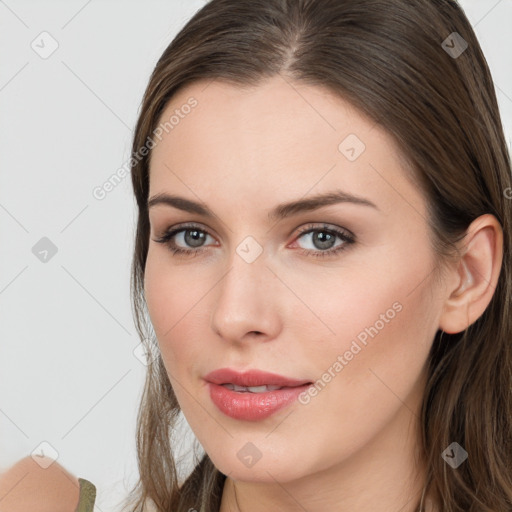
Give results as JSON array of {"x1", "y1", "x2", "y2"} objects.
[{"x1": 438, "y1": 214, "x2": 503, "y2": 335}]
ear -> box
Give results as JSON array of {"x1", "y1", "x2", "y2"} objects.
[{"x1": 438, "y1": 214, "x2": 503, "y2": 334}]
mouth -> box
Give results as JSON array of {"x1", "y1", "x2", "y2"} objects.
[
  {"x1": 204, "y1": 368, "x2": 313, "y2": 421},
  {"x1": 220, "y1": 383, "x2": 289, "y2": 393},
  {"x1": 204, "y1": 367, "x2": 312, "y2": 388}
]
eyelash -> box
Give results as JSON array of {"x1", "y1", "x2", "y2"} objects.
[{"x1": 152, "y1": 222, "x2": 355, "y2": 259}]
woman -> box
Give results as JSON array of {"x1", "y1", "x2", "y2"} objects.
[{"x1": 120, "y1": 0, "x2": 511, "y2": 510}]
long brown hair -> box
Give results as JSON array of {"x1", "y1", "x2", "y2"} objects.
[{"x1": 125, "y1": 1, "x2": 512, "y2": 510}]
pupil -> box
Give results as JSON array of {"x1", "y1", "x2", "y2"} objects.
[
  {"x1": 314, "y1": 231, "x2": 335, "y2": 250},
  {"x1": 185, "y1": 229, "x2": 205, "y2": 248}
]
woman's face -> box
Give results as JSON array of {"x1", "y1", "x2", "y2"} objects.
[{"x1": 144, "y1": 76, "x2": 446, "y2": 484}]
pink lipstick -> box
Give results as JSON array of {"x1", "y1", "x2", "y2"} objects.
[{"x1": 204, "y1": 368, "x2": 313, "y2": 421}]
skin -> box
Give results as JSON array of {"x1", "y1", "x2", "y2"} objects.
[
  {"x1": 144, "y1": 75, "x2": 503, "y2": 511},
  {"x1": 0, "y1": 457, "x2": 80, "y2": 512}
]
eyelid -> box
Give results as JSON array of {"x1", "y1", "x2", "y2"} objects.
[
  {"x1": 293, "y1": 222, "x2": 354, "y2": 239},
  {"x1": 154, "y1": 221, "x2": 215, "y2": 238},
  {"x1": 154, "y1": 221, "x2": 353, "y2": 244}
]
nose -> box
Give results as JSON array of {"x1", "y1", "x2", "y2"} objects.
[{"x1": 210, "y1": 247, "x2": 281, "y2": 345}]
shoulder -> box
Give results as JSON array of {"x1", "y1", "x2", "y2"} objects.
[
  {"x1": 76, "y1": 478, "x2": 96, "y2": 512},
  {"x1": 0, "y1": 456, "x2": 81, "y2": 512}
]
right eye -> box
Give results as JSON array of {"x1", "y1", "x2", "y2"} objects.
[{"x1": 153, "y1": 223, "x2": 217, "y2": 257}]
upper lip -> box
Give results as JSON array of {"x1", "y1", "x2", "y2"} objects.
[{"x1": 204, "y1": 368, "x2": 312, "y2": 388}]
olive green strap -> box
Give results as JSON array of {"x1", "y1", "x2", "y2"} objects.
[{"x1": 76, "y1": 478, "x2": 96, "y2": 512}]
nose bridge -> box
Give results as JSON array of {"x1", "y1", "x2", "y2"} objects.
[
  {"x1": 221, "y1": 232, "x2": 270, "y2": 300},
  {"x1": 210, "y1": 243, "x2": 277, "y2": 340}
]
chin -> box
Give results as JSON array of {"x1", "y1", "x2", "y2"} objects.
[{"x1": 210, "y1": 453, "x2": 310, "y2": 484}]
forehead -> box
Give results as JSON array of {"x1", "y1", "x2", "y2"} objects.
[
  {"x1": 151, "y1": 77, "x2": 379, "y2": 164},
  {"x1": 148, "y1": 76, "x2": 425, "y2": 220}
]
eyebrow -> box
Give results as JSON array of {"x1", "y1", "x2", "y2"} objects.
[{"x1": 147, "y1": 189, "x2": 379, "y2": 222}]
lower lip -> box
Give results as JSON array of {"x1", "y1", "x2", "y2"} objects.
[{"x1": 207, "y1": 382, "x2": 312, "y2": 421}]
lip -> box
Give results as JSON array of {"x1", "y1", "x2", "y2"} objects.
[
  {"x1": 204, "y1": 368, "x2": 313, "y2": 421},
  {"x1": 204, "y1": 368, "x2": 311, "y2": 388}
]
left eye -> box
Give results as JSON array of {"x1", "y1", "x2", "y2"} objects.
[
  {"x1": 291, "y1": 224, "x2": 355, "y2": 258},
  {"x1": 295, "y1": 227, "x2": 347, "y2": 251},
  {"x1": 153, "y1": 223, "x2": 355, "y2": 258}
]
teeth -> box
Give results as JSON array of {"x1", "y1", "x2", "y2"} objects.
[{"x1": 222, "y1": 384, "x2": 283, "y2": 393}]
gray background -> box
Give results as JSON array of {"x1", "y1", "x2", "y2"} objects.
[{"x1": 1, "y1": 1, "x2": 511, "y2": 510}]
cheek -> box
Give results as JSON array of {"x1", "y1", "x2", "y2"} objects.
[
  {"x1": 295, "y1": 242, "x2": 439, "y2": 393},
  {"x1": 285, "y1": 259, "x2": 438, "y2": 471},
  {"x1": 304, "y1": 254, "x2": 438, "y2": 425},
  {"x1": 144, "y1": 252, "x2": 210, "y2": 375}
]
